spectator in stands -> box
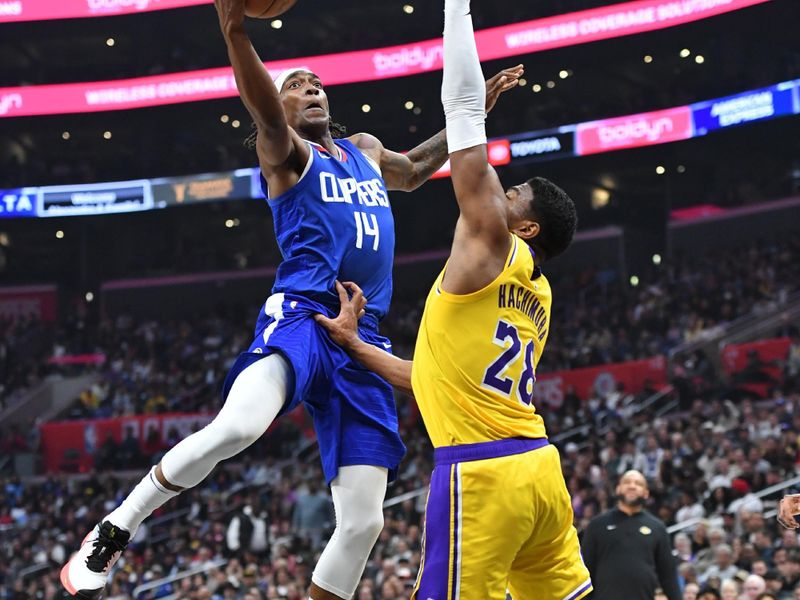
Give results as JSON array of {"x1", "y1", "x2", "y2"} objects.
[
  {"x1": 581, "y1": 470, "x2": 681, "y2": 600},
  {"x1": 742, "y1": 574, "x2": 767, "y2": 599}
]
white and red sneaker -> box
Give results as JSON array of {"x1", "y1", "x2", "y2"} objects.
[{"x1": 60, "y1": 521, "x2": 131, "y2": 599}]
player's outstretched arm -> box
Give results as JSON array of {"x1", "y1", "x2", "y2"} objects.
[
  {"x1": 350, "y1": 66, "x2": 522, "y2": 192},
  {"x1": 439, "y1": 0, "x2": 512, "y2": 295},
  {"x1": 314, "y1": 282, "x2": 414, "y2": 395},
  {"x1": 214, "y1": 0, "x2": 306, "y2": 170}
]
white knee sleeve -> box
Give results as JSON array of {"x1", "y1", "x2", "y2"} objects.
[
  {"x1": 312, "y1": 466, "x2": 388, "y2": 598},
  {"x1": 160, "y1": 354, "x2": 290, "y2": 488},
  {"x1": 442, "y1": 0, "x2": 486, "y2": 154}
]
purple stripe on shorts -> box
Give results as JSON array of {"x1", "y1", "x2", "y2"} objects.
[
  {"x1": 434, "y1": 437, "x2": 549, "y2": 466},
  {"x1": 565, "y1": 580, "x2": 593, "y2": 600},
  {"x1": 416, "y1": 464, "x2": 451, "y2": 599}
]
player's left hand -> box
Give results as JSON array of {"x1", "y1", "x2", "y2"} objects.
[
  {"x1": 485, "y1": 64, "x2": 524, "y2": 113},
  {"x1": 778, "y1": 494, "x2": 800, "y2": 529},
  {"x1": 314, "y1": 281, "x2": 366, "y2": 348}
]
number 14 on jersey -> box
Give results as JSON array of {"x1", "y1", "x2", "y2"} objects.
[{"x1": 354, "y1": 211, "x2": 380, "y2": 251}]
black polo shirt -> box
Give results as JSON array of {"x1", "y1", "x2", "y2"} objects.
[{"x1": 581, "y1": 507, "x2": 681, "y2": 600}]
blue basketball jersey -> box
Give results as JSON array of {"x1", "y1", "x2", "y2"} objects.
[{"x1": 261, "y1": 139, "x2": 395, "y2": 320}]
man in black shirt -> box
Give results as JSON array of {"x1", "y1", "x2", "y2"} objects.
[{"x1": 581, "y1": 470, "x2": 681, "y2": 600}]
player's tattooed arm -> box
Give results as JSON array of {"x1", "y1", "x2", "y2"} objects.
[
  {"x1": 349, "y1": 65, "x2": 524, "y2": 192},
  {"x1": 315, "y1": 282, "x2": 414, "y2": 395}
]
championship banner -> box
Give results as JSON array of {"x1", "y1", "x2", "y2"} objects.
[
  {"x1": 0, "y1": 0, "x2": 770, "y2": 116},
  {"x1": 0, "y1": 284, "x2": 57, "y2": 322},
  {"x1": 534, "y1": 356, "x2": 668, "y2": 408}
]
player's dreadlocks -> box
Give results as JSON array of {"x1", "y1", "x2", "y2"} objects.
[{"x1": 243, "y1": 119, "x2": 348, "y2": 150}]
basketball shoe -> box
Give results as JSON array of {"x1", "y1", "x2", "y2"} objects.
[{"x1": 60, "y1": 521, "x2": 130, "y2": 599}]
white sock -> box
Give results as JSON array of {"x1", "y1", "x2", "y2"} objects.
[{"x1": 105, "y1": 467, "x2": 179, "y2": 535}]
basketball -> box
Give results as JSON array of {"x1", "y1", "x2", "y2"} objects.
[{"x1": 245, "y1": 0, "x2": 297, "y2": 19}]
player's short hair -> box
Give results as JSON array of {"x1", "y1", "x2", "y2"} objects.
[{"x1": 525, "y1": 176, "x2": 577, "y2": 261}]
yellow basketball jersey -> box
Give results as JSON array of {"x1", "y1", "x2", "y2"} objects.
[{"x1": 411, "y1": 234, "x2": 551, "y2": 447}]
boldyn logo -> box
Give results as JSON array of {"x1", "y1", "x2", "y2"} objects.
[
  {"x1": 598, "y1": 117, "x2": 674, "y2": 145},
  {"x1": 577, "y1": 107, "x2": 692, "y2": 155},
  {"x1": 372, "y1": 44, "x2": 443, "y2": 75}
]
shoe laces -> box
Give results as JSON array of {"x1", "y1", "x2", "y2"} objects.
[{"x1": 85, "y1": 522, "x2": 129, "y2": 573}]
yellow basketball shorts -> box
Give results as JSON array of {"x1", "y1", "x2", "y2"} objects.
[{"x1": 411, "y1": 438, "x2": 592, "y2": 600}]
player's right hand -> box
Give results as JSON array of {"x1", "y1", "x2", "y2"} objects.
[
  {"x1": 314, "y1": 281, "x2": 367, "y2": 349},
  {"x1": 778, "y1": 494, "x2": 800, "y2": 529},
  {"x1": 214, "y1": 0, "x2": 246, "y2": 36}
]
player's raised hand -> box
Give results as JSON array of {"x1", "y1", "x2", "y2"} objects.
[
  {"x1": 214, "y1": 0, "x2": 246, "y2": 36},
  {"x1": 314, "y1": 281, "x2": 367, "y2": 348},
  {"x1": 778, "y1": 494, "x2": 800, "y2": 529},
  {"x1": 485, "y1": 64, "x2": 525, "y2": 113}
]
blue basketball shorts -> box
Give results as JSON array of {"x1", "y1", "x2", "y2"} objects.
[{"x1": 222, "y1": 292, "x2": 406, "y2": 484}]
